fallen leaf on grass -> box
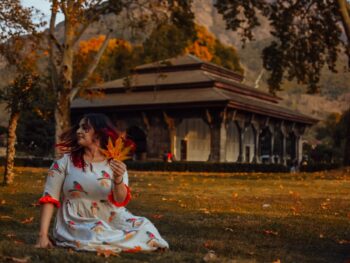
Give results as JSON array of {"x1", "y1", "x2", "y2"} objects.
[
  {"x1": 21, "y1": 217, "x2": 34, "y2": 224},
  {"x1": 224, "y1": 227, "x2": 234, "y2": 232},
  {"x1": 290, "y1": 206, "x2": 300, "y2": 216},
  {"x1": 338, "y1": 239, "x2": 350, "y2": 244},
  {"x1": 6, "y1": 233, "x2": 16, "y2": 238},
  {"x1": 0, "y1": 215, "x2": 13, "y2": 220},
  {"x1": 232, "y1": 193, "x2": 238, "y2": 199},
  {"x1": 203, "y1": 250, "x2": 217, "y2": 262},
  {"x1": 262, "y1": 204, "x2": 271, "y2": 208},
  {"x1": 0, "y1": 256, "x2": 30, "y2": 263},
  {"x1": 203, "y1": 240, "x2": 214, "y2": 249},
  {"x1": 273, "y1": 259, "x2": 281, "y2": 263},
  {"x1": 96, "y1": 247, "x2": 120, "y2": 257},
  {"x1": 31, "y1": 202, "x2": 40, "y2": 207},
  {"x1": 151, "y1": 214, "x2": 164, "y2": 219},
  {"x1": 263, "y1": 230, "x2": 278, "y2": 236},
  {"x1": 0, "y1": 200, "x2": 6, "y2": 205}
]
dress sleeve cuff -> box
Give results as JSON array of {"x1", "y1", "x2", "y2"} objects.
[
  {"x1": 108, "y1": 184, "x2": 131, "y2": 207},
  {"x1": 38, "y1": 196, "x2": 61, "y2": 208}
]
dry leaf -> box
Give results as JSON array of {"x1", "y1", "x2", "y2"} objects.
[
  {"x1": 263, "y1": 230, "x2": 278, "y2": 236},
  {"x1": 203, "y1": 250, "x2": 217, "y2": 262},
  {"x1": 224, "y1": 227, "x2": 234, "y2": 232},
  {"x1": 273, "y1": 260, "x2": 281, "y2": 263},
  {"x1": 96, "y1": 247, "x2": 119, "y2": 257},
  {"x1": 151, "y1": 214, "x2": 164, "y2": 219},
  {"x1": 338, "y1": 239, "x2": 350, "y2": 244},
  {"x1": 21, "y1": 217, "x2": 34, "y2": 224},
  {"x1": 1, "y1": 200, "x2": 6, "y2": 205},
  {"x1": 203, "y1": 240, "x2": 214, "y2": 249},
  {"x1": 0, "y1": 215, "x2": 13, "y2": 220},
  {"x1": 6, "y1": 233, "x2": 16, "y2": 239},
  {"x1": 0, "y1": 256, "x2": 30, "y2": 263}
]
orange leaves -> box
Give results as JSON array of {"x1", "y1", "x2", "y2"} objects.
[
  {"x1": 20, "y1": 217, "x2": 34, "y2": 224},
  {"x1": 96, "y1": 247, "x2": 120, "y2": 258},
  {"x1": 185, "y1": 25, "x2": 215, "y2": 62},
  {"x1": 99, "y1": 135, "x2": 133, "y2": 161}
]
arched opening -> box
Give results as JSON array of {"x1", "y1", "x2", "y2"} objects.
[
  {"x1": 126, "y1": 126, "x2": 147, "y2": 161},
  {"x1": 243, "y1": 125, "x2": 254, "y2": 163},
  {"x1": 274, "y1": 129, "x2": 283, "y2": 164}
]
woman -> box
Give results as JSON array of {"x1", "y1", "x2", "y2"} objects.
[{"x1": 35, "y1": 113, "x2": 169, "y2": 253}]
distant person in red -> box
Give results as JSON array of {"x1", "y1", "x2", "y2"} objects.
[{"x1": 166, "y1": 152, "x2": 173, "y2": 162}]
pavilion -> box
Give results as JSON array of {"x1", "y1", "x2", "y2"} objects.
[{"x1": 71, "y1": 54, "x2": 317, "y2": 164}]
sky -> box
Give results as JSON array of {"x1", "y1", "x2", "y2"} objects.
[{"x1": 21, "y1": 0, "x2": 64, "y2": 27}]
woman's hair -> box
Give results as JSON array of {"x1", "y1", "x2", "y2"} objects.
[{"x1": 56, "y1": 113, "x2": 135, "y2": 169}]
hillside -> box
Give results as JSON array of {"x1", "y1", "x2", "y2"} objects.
[{"x1": 0, "y1": 0, "x2": 349, "y2": 127}]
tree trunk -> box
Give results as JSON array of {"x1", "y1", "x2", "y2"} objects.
[
  {"x1": 337, "y1": 0, "x2": 350, "y2": 166},
  {"x1": 55, "y1": 90, "x2": 71, "y2": 151},
  {"x1": 344, "y1": 107, "x2": 350, "y2": 166},
  {"x1": 3, "y1": 111, "x2": 20, "y2": 185},
  {"x1": 53, "y1": 9, "x2": 75, "y2": 154}
]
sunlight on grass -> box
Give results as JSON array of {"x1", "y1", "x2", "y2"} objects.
[{"x1": 0, "y1": 167, "x2": 349, "y2": 262}]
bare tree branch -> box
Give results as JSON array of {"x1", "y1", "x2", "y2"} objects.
[
  {"x1": 49, "y1": 0, "x2": 60, "y2": 93},
  {"x1": 70, "y1": 31, "x2": 112, "y2": 101}
]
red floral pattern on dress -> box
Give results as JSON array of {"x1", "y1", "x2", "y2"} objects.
[
  {"x1": 108, "y1": 184, "x2": 131, "y2": 207},
  {"x1": 38, "y1": 192, "x2": 60, "y2": 208}
]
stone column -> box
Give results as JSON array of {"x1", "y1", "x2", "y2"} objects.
[
  {"x1": 205, "y1": 109, "x2": 227, "y2": 162},
  {"x1": 268, "y1": 124, "x2": 275, "y2": 164},
  {"x1": 235, "y1": 120, "x2": 245, "y2": 163},
  {"x1": 251, "y1": 122, "x2": 260, "y2": 163},
  {"x1": 280, "y1": 122, "x2": 288, "y2": 165},
  {"x1": 163, "y1": 111, "x2": 176, "y2": 155}
]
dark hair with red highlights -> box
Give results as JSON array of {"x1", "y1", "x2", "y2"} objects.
[{"x1": 56, "y1": 113, "x2": 135, "y2": 169}]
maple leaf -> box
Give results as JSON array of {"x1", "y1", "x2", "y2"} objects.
[{"x1": 99, "y1": 135, "x2": 134, "y2": 161}]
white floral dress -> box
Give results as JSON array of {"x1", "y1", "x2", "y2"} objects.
[{"x1": 38, "y1": 154, "x2": 169, "y2": 253}]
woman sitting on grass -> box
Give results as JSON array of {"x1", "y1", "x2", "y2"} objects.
[{"x1": 35, "y1": 113, "x2": 169, "y2": 253}]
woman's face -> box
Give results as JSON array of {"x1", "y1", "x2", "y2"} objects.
[{"x1": 76, "y1": 118, "x2": 97, "y2": 147}]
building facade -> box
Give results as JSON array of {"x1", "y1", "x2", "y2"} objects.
[{"x1": 71, "y1": 55, "x2": 317, "y2": 164}]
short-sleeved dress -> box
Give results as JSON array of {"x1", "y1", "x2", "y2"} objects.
[{"x1": 38, "y1": 154, "x2": 169, "y2": 253}]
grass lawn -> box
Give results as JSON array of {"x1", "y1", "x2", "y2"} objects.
[{"x1": 0, "y1": 167, "x2": 350, "y2": 263}]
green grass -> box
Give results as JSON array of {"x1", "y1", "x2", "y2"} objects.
[{"x1": 0, "y1": 168, "x2": 350, "y2": 262}]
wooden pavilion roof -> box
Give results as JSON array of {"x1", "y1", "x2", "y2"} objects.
[{"x1": 72, "y1": 54, "x2": 318, "y2": 125}]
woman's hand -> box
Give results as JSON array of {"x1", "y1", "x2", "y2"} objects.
[
  {"x1": 35, "y1": 234, "x2": 54, "y2": 249},
  {"x1": 109, "y1": 160, "x2": 126, "y2": 183}
]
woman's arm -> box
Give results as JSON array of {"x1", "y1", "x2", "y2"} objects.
[
  {"x1": 112, "y1": 177, "x2": 128, "y2": 203},
  {"x1": 109, "y1": 160, "x2": 131, "y2": 205},
  {"x1": 35, "y1": 203, "x2": 55, "y2": 248}
]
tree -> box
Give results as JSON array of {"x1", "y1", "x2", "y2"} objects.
[
  {"x1": 47, "y1": 0, "x2": 195, "y2": 150},
  {"x1": 0, "y1": 0, "x2": 41, "y2": 42},
  {"x1": 0, "y1": 43, "x2": 44, "y2": 185},
  {"x1": 215, "y1": 0, "x2": 350, "y2": 165}
]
